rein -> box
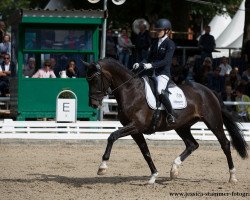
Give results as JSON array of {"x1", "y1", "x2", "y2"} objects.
[{"x1": 108, "y1": 67, "x2": 145, "y2": 94}]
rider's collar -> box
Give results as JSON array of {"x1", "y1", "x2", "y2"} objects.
[{"x1": 158, "y1": 35, "x2": 168, "y2": 47}]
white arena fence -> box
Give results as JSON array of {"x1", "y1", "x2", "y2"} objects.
[{"x1": 0, "y1": 119, "x2": 249, "y2": 141}]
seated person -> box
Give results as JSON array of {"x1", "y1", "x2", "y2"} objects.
[
  {"x1": 0, "y1": 53, "x2": 16, "y2": 96},
  {"x1": 235, "y1": 85, "x2": 250, "y2": 122},
  {"x1": 170, "y1": 56, "x2": 184, "y2": 84},
  {"x1": 221, "y1": 84, "x2": 236, "y2": 114},
  {"x1": 207, "y1": 67, "x2": 224, "y2": 94},
  {"x1": 50, "y1": 57, "x2": 61, "y2": 78},
  {"x1": 32, "y1": 59, "x2": 56, "y2": 78},
  {"x1": 66, "y1": 59, "x2": 79, "y2": 78},
  {"x1": 23, "y1": 57, "x2": 36, "y2": 77}
]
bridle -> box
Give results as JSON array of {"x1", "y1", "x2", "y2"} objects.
[
  {"x1": 86, "y1": 62, "x2": 145, "y2": 103},
  {"x1": 86, "y1": 63, "x2": 110, "y2": 103}
]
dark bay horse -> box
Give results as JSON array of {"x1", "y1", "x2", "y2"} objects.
[{"x1": 85, "y1": 58, "x2": 248, "y2": 184}]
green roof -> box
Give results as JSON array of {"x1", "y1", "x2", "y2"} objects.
[{"x1": 19, "y1": 9, "x2": 104, "y2": 24}]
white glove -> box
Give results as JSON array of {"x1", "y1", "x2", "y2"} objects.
[
  {"x1": 133, "y1": 63, "x2": 140, "y2": 70},
  {"x1": 143, "y1": 63, "x2": 153, "y2": 69}
]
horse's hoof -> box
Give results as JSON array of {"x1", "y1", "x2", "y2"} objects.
[
  {"x1": 229, "y1": 177, "x2": 238, "y2": 184},
  {"x1": 170, "y1": 170, "x2": 179, "y2": 180},
  {"x1": 148, "y1": 172, "x2": 158, "y2": 185},
  {"x1": 97, "y1": 168, "x2": 107, "y2": 175}
]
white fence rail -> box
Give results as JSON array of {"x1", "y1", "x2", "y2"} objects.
[
  {"x1": 101, "y1": 99, "x2": 250, "y2": 120},
  {"x1": 0, "y1": 119, "x2": 249, "y2": 141}
]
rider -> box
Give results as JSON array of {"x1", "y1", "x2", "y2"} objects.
[{"x1": 133, "y1": 18, "x2": 176, "y2": 124}]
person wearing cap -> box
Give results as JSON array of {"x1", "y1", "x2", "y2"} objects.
[
  {"x1": 133, "y1": 18, "x2": 176, "y2": 124},
  {"x1": 32, "y1": 59, "x2": 56, "y2": 78}
]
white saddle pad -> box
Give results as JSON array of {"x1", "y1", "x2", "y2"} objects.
[{"x1": 143, "y1": 77, "x2": 187, "y2": 110}]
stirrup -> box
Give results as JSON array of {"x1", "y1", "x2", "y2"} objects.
[{"x1": 167, "y1": 114, "x2": 176, "y2": 124}]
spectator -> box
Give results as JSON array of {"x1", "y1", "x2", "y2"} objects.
[
  {"x1": 221, "y1": 84, "x2": 236, "y2": 114},
  {"x1": 79, "y1": 30, "x2": 92, "y2": 50},
  {"x1": 207, "y1": 66, "x2": 224, "y2": 93},
  {"x1": 184, "y1": 56, "x2": 196, "y2": 82},
  {"x1": 242, "y1": 39, "x2": 250, "y2": 64},
  {"x1": 41, "y1": 30, "x2": 55, "y2": 49},
  {"x1": 0, "y1": 53, "x2": 16, "y2": 96},
  {"x1": 64, "y1": 30, "x2": 79, "y2": 49},
  {"x1": 0, "y1": 21, "x2": 6, "y2": 43},
  {"x1": 239, "y1": 76, "x2": 250, "y2": 97},
  {"x1": 227, "y1": 67, "x2": 241, "y2": 91},
  {"x1": 218, "y1": 56, "x2": 232, "y2": 77},
  {"x1": 117, "y1": 27, "x2": 134, "y2": 68},
  {"x1": 50, "y1": 57, "x2": 61, "y2": 78},
  {"x1": 235, "y1": 85, "x2": 250, "y2": 122},
  {"x1": 171, "y1": 56, "x2": 184, "y2": 84},
  {"x1": 198, "y1": 25, "x2": 216, "y2": 64},
  {"x1": 66, "y1": 59, "x2": 79, "y2": 78},
  {"x1": 134, "y1": 21, "x2": 151, "y2": 63},
  {"x1": 242, "y1": 63, "x2": 250, "y2": 82},
  {"x1": 0, "y1": 34, "x2": 11, "y2": 63},
  {"x1": 23, "y1": 57, "x2": 36, "y2": 77},
  {"x1": 106, "y1": 29, "x2": 117, "y2": 59},
  {"x1": 196, "y1": 57, "x2": 213, "y2": 86},
  {"x1": 218, "y1": 56, "x2": 232, "y2": 89},
  {"x1": 32, "y1": 59, "x2": 56, "y2": 78}
]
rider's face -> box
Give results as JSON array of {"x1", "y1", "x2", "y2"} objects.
[{"x1": 156, "y1": 29, "x2": 165, "y2": 38}]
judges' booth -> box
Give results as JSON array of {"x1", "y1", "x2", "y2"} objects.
[{"x1": 10, "y1": 9, "x2": 104, "y2": 120}]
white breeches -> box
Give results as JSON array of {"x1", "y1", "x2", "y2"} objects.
[{"x1": 156, "y1": 75, "x2": 169, "y2": 94}]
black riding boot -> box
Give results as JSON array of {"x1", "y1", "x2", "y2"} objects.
[{"x1": 159, "y1": 92, "x2": 176, "y2": 124}]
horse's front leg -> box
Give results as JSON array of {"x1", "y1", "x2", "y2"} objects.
[
  {"x1": 131, "y1": 134, "x2": 158, "y2": 184},
  {"x1": 97, "y1": 124, "x2": 137, "y2": 175}
]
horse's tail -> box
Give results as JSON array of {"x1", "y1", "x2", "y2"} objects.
[
  {"x1": 221, "y1": 108, "x2": 248, "y2": 159},
  {"x1": 211, "y1": 90, "x2": 248, "y2": 159}
]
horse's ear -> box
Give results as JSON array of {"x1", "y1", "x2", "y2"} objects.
[{"x1": 80, "y1": 59, "x2": 90, "y2": 68}]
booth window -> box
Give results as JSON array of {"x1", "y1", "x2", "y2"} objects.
[
  {"x1": 24, "y1": 29, "x2": 93, "y2": 51},
  {"x1": 23, "y1": 53, "x2": 94, "y2": 78},
  {"x1": 23, "y1": 27, "x2": 95, "y2": 78}
]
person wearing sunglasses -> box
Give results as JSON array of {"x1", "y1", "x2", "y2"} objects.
[
  {"x1": 0, "y1": 33, "x2": 11, "y2": 63},
  {"x1": 32, "y1": 59, "x2": 56, "y2": 78},
  {"x1": 0, "y1": 53, "x2": 16, "y2": 96}
]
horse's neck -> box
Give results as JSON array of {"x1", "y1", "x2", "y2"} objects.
[{"x1": 108, "y1": 67, "x2": 142, "y2": 100}]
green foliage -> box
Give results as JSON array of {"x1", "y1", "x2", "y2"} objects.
[
  {"x1": 59, "y1": 91, "x2": 76, "y2": 99},
  {"x1": 189, "y1": 0, "x2": 242, "y2": 19},
  {"x1": 0, "y1": 0, "x2": 31, "y2": 20}
]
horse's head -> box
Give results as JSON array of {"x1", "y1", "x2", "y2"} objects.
[{"x1": 85, "y1": 61, "x2": 110, "y2": 108}]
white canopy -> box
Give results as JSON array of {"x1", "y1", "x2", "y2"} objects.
[
  {"x1": 208, "y1": 11, "x2": 231, "y2": 40},
  {"x1": 215, "y1": 0, "x2": 245, "y2": 48},
  {"x1": 45, "y1": 0, "x2": 70, "y2": 9}
]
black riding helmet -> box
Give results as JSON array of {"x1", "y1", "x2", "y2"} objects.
[{"x1": 155, "y1": 18, "x2": 172, "y2": 30}]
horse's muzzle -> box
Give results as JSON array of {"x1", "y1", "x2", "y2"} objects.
[{"x1": 89, "y1": 98, "x2": 102, "y2": 109}]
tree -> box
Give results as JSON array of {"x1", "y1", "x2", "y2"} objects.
[
  {"x1": 0, "y1": 0, "x2": 31, "y2": 20},
  {"x1": 0, "y1": 0, "x2": 246, "y2": 43}
]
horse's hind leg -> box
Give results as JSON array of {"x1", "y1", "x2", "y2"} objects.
[
  {"x1": 131, "y1": 134, "x2": 158, "y2": 184},
  {"x1": 170, "y1": 127, "x2": 199, "y2": 180},
  {"x1": 205, "y1": 121, "x2": 237, "y2": 183}
]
